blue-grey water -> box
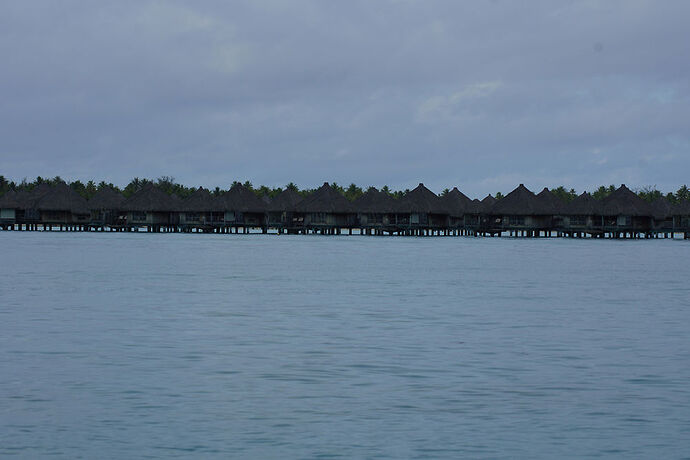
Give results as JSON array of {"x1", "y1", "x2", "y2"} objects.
[{"x1": 1, "y1": 232, "x2": 689, "y2": 459}]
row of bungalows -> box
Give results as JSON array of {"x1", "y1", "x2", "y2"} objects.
[
  {"x1": 2, "y1": 182, "x2": 690, "y2": 237},
  {"x1": 0, "y1": 183, "x2": 90, "y2": 230},
  {"x1": 137, "y1": 183, "x2": 267, "y2": 232},
  {"x1": 486, "y1": 184, "x2": 690, "y2": 238}
]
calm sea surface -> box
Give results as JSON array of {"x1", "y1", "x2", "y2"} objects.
[{"x1": 1, "y1": 232, "x2": 689, "y2": 459}]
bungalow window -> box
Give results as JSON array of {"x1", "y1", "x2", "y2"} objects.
[
  {"x1": 616, "y1": 216, "x2": 631, "y2": 226},
  {"x1": 312, "y1": 212, "x2": 327, "y2": 223},
  {"x1": 186, "y1": 212, "x2": 200, "y2": 222},
  {"x1": 1, "y1": 208, "x2": 16, "y2": 219},
  {"x1": 132, "y1": 212, "x2": 147, "y2": 222},
  {"x1": 367, "y1": 213, "x2": 383, "y2": 224},
  {"x1": 509, "y1": 216, "x2": 525, "y2": 226},
  {"x1": 570, "y1": 216, "x2": 586, "y2": 226}
]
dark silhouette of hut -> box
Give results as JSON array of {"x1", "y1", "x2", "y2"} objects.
[
  {"x1": 562, "y1": 192, "x2": 603, "y2": 232},
  {"x1": 88, "y1": 186, "x2": 125, "y2": 226},
  {"x1": 671, "y1": 200, "x2": 690, "y2": 233},
  {"x1": 537, "y1": 188, "x2": 566, "y2": 223},
  {"x1": 121, "y1": 184, "x2": 181, "y2": 227},
  {"x1": 33, "y1": 183, "x2": 90, "y2": 225},
  {"x1": 17, "y1": 184, "x2": 52, "y2": 223},
  {"x1": 600, "y1": 185, "x2": 653, "y2": 233},
  {"x1": 439, "y1": 187, "x2": 473, "y2": 230},
  {"x1": 472, "y1": 195, "x2": 496, "y2": 230},
  {"x1": 0, "y1": 191, "x2": 20, "y2": 226},
  {"x1": 266, "y1": 188, "x2": 303, "y2": 229},
  {"x1": 294, "y1": 182, "x2": 356, "y2": 231},
  {"x1": 650, "y1": 198, "x2": 673, "y2": 233},
  {"x1": 354, "y1": 187, "x2": 398, "y2": 231},
  {"x1": 180, "y1": 187, "x2": 223, "y2": 228},
  {"x1": 217, "y1": 183, "x2": 267, "y2": 229},
  {"x1": 490, "y1": 184, "x2": 557, "y2": 234},
  {"x1": 394, "y1": 183, "x2": 447, "y2": 230}
]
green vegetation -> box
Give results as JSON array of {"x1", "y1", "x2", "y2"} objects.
[{"x1": 0, "y1": 174, "x2": 688, "y2": 203}]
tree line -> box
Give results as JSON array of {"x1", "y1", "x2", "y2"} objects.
[{"x1": 1, "y1": 174, "x2": 689, "y2": 204}]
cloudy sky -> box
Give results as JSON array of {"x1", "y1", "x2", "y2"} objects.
[{"x1": 1, "y1": 1, "x2": 689, "y2": 197}]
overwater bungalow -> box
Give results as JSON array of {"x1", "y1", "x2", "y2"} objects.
[
  {"x1": 394, "y1": 183, "x2": 448, "y2": 234},
  {"x1": 179, "y1": 187, "x2": 224, "y2": 230},
  {"x1": 88, "y1": 186, "x2": 125, "y2": 227},
  {"x1": 17, "y1": 184, "x2": 52, "y2": 226},
  {"x1": 490, "y1": 184, "x2": 558, "y2": 235},
  {"x1": 33, "y1": 183, "x2": 90, "y2": 227},
  {"x1": 600, "y1": 185, "x2": 653, "y2": 236},
  {"x1": 0, "y1": 191, "x2": 20, "y2": 227},
  {"x1": 121, "y1": 184, "x2": 181, "y2": 229},
  {"x1": 439, "y1": 187, "x2": 473, "y2": 232},
  {"x1": 266, "y1": 188, "x2": 303, "y2": 231},
  {"x1": 294, "y1": 182, "x2": 356, "y2": 233},
  {"x1": 562, "y1": 192, "x2": 604, "y2": 235},
  {"x1": 673, "y1": 200, "x2": 690, "y2": 231},
  {"x1": 354, "y1": 187, "x2": 398, "y2": 234},
  {"x1": 468, "y1": 195, "x2": 494, "y2": 232},
  {"x1": 650, "y1": 198, "x2": 673, "y2": 234},
  {"x1": 536, "y1": 188, "x2": 566, "y2": 228},
  {"x1": 217, "y1": 183, "x2": 267, "y2": 231}
]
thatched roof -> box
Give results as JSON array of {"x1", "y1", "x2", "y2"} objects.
[
  {"x1": 88, "y1": 186, "x2": 125, "y2": 210},
  {"x1": 396, "y1": 183, "x2": 446, "y2": 214},
  {"x1": 217, "y1": 183, "x2": 266, "y2": 212},
  {"x1": 11, "y1": 190, "x2": 32, "y2": 209},
  {"x1": 466, "y1": 198, "x2": 482, "y2": 214},
  {"x1": 673, "y1": 200, "x2": 690, "y2": 216},
  {"x1": 33, "y1": 183, "x2": 89, "y2": 214},
  {"x1": 0, "y1": 190, "x2": 20, "y2": 208},
  {"x1": 439, "y1": 187, "x2": 473, "y2": 217},
  {"x1": 4, "y1": 186, "x2": 48, "y2": 210},
  {"x1": 651, "y1": 198, "x2": 672, "y2": 220},
  {"x1": 181, "y1": 187, "x2": 222, "y2": 212},
  {"x1": 536, "y1": 188, "x2": 566, "y2": 214},
  {"x1": 491, "y1": 184, "x2": 551, "y2": 215},
  {"x1": 564, "y1": 192, "x2": 603, "y2": 215},
  {"x1": 474, "y1": 195, "x2": 495, "y2": 213},
  {"x1": 295, "y1": 182, "x2": 355, "y2": 213},
  {"x1": 267, "y1": 188, "x2": 303, "y2": 212},
  {"x1": 22, "y1": 184, "x2": 53, "y2": 208},
  {"x1": 121, "y1": 184, "x2": 180, "y2": 212},
  {"x1": 353, "y1": 188, "x2": 398, "y2": 213},
  {"x1": 601, "y1": 185, "x2": 653, "y2": 217}
]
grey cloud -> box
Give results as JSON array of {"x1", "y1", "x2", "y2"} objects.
[{"x1": 1, "y1": 0, "x2": 689, "y2": 197}]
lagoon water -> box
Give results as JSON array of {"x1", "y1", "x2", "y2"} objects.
[{"x1": 1, "y1": 232, "x2": 689, "y2": 459}]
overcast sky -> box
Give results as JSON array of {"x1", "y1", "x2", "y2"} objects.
[{"x1": 1, "y1": 1, "x2": 689, "y2": 197}]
